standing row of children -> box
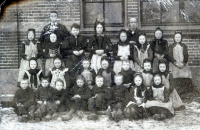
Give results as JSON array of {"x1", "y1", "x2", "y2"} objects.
[{"x1": 13, "y1": 11, "x2": 193, "y2": 122}]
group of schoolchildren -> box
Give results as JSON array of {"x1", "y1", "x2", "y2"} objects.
[{"x1": 12, "y1": 11, "x2": 193, "y2": 122}]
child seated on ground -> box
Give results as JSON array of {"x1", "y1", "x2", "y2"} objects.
[
  {"x1": 142, "y1": 59, "x2": 153, "y2": 88},
  {"x1": 146, "y1": 74, "x2": 174, "y2": 120},
  {"x1": 33, "y1": 76, "x2": 54, "y2": 121},
  {"x1": 119, "y1": 60, "x2": 135, "y2": 89},
  {"x1": 12, "y1": 78, "x2": 35, "y2": 122},
  {"x1": 50, "y1": 79, "x2": 70, "y2": 120},
  {"x1": 108, "y1": 74, "x2": 128, "y2": 122},
  {"x1": 62, "y1": 75, "x2": 91, "y2": 121},
  {"x1": 158, "y1": 59, "x2": 184, "y2": 109},
  {"x1": 87, "y1": 75, "x2": 108, "y2": 120},
  {"x1": 97, "y1": 56, "x2": 115, "y2": 88},
  {"x1": 48, "y1": 57, "x2": 70, "y2": 89},
  {"x1": 23, "y1": 58, "x2": 44, "y2": 90},
  {"x1": 79, "y1": 59, "x2": 96, "y2": 86},
  {"x1": 124, "y1": 73, "x2": 148, "y2": 120}
]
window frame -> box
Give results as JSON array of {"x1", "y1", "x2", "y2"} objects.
[
  {"x1": 140, "y1": 0, "x2": 200, "y2": 26},
  {"x1": 80, "y1": 0, "x2": 127, "y2": 30}
]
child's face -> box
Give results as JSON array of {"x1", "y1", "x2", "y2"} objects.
[
  {"x1": 54, "y1": 59, "x2": 62, "y2": 68},
  {"x1": 122, "y1": 62, "x2": 130, "y2": 71},
  {"x1": 143, "y1": 62, "x2": 151, "y2": 71},
  {"x1": 82, "y1": 60, "x2": 90, "y2": 69},
  {"x1": 159, "y1": 63, "x2": 167, "y2": 73},
  {"x1": 96, "y1": 24, "x2": 103, "y2": 34},
  {"x1": 50, "y1": 34, "x2": 57, "y2": 43},
  {"x1": 30, "y1": 60, "x2": 37, "y2": 69},
  {"x1": 96, "y1": 77, "x2": 104, "y2": 87},
  {"x1": 134, "y1": 76, "x2": 142, "y2": 86},
  {"x1": 101, "y1": 60, "x2": 109, "y2": 70},
  {"x1": 115, "y1": 76, "x2": 123, "y2": 86},
  {"x1": 41, "y1": 80, "x2": 49, "y2": 88},
  {"x1": 129, "y1": 18, "x2": 137, "y2": 29},
  {"x1": 138, "y1": 35, "x2": 146, "y2": 45},
  {"x1": 49, "y1": 13, "x2": 57, "y2": 22},
  {"x1": 20, "y1": 80, "x2": 29, "y2": 90},
  {"x1": 55, "y1": 81, "x2": 63, "y2": 91},
  {"x1": 155, "y1": 30, "x2": 162, "y2": 40},
  {"x1": 28, "y1": 31, "x2": 34, "y2": 41},
  {"x1": 174, "y1": 34, "x2": 182, "y2": 43},
  {"x1": 154, "y1": 76, "x2": 162, "y2": 85},
  {"x1": 77, "y1": 79, "x2": 84, "y2": 87},
  {"x1": 120, "y1": 32, "x2": 127, "y2": 42},
  {"x1": 71, "y1": 27, "x2": 80, "y2": 37}
]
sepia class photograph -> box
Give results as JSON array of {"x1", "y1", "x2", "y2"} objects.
[{"x1": 0, "y1": 0, "x2": 200, "y2": 129}]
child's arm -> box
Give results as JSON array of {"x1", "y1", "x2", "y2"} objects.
[
  {"x1": 79, "y1": 88, "x2": 91, "y2": 100},
  {"x1": 168, "y1": 44, "x2": 177, "y2": 65},
  {"x1": 133, "y1": 46, "x2": 142, "y2": 67},
  {"x1": 47, "y1": 70, "x2": 52, "y2": 83},
  {"x1": 54, "y1": 24, "x2": 70, "y2": 40},
  {"x1": 113, "y1": 44, "x2": 121, "y2": 60},
  {"x1": 19, "y1": 43, "x2": 27, "y2": 60},
  {"x1": 163, "y1": 87, "x2": 170, "y2": 103},
  {"x1": 147, "y1": 44, "x2": 153, "y2": 61},
  {"x1": 182, "y1": 44, "x2": 189, "y2": 66},
  {"x1": 163, "y1": 40, "x2": 169, "y2": 59}
]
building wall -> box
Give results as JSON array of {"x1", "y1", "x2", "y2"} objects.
[{"x1": 0, "y1": 0, "x2": 200, "y2": 69}]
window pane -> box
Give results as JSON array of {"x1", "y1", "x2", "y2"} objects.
[
  {"x1": 105, "y1": 3, "x2": 122, "y2": 23},
  {"x1": 142, "y1": 2, "x2": 160, "y2": 25},
  {"x1": 84, "y1": 3, "x2": 103, "y2": 25},
  {"x1": 104, "y1": 0, "x2": 122, "y2": 1},
  {"x1": 184, "y1": 1, "x2": 200, "y2": 23},
  {"x1": 162, "y1": 1, "x2": 179, "y2": 23},
  {"x1": 85, "y1": 0, "x2": 103, "y2": 2}
]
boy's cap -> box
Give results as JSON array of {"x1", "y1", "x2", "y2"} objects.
[{"x1": 71, "y1": 23, "x2": 80, "y2": 29}]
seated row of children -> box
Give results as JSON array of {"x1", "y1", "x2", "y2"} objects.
[{"x1": 13, "y1": 56, "x2": 184, "y2": 122}]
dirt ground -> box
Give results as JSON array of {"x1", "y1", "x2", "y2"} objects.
[{"x1": 1, "y1": 99, "x2": 200, "y2": 130}]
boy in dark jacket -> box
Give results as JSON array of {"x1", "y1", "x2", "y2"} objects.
[
  {"x1": 87, "y1": 75, "x2": 108, "y2": 120},
  {"x1": 61, "y1": 23, "x2": 88, "y2": 80},
  {"x1": 108, "y1": 74, "x2": 128, "y2": 122},
  {"x1": 33, "y1": 76, "x2": 54, "y2": 121},
  {"x1": 62, "y1": 75, "x2": 91, "y2": 121},
  {"x1": 50, "y1": 79, "x2": 70, "y2": 119},
  {"x1": 12, "y1": 78, "x2": 34, "y2": 122},
  {"x1": 119, "y1": 60, "x2": 135, "y2": 89}
]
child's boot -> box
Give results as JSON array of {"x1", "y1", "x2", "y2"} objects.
[
  {"x1": 51, "y1": 113, "x2": 58, "y2": 120},
  {"x1": 115, "y1": 109, "x2": 123, "y2": 122},
  {"x1": 61, "y1": 109, "x2": 75, "y2": 121},
  {"x1": 160, "y1": 113, "x2": 167, "y2": 120},
  {"x1": 43, "y1": 114, "x2": 52, "y2": 121},
  {"x1": 88, "y1": 108, "x2": 98, "y2": 120},
  {"x1": 34, "y1": 109, "x2": 42, "y2": 118}
]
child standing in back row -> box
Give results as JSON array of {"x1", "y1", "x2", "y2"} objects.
[
  {"x1": 62, "y1": 23, "x2": 88, "y2": 80},
  {"x1": 18, "y1": 29, "x2": 42, "y2": 87},
  {"x1": 168, "y1": 31, "x2": 193, "y2": 98},
  {"x1": 150, "y1": 27, "x2": 169, "y2": 73},
  {"x1": 134, "y1": 33, "x2": 153, "y2": 72},
  {"x1": 88, "y1": 15, "x2": 113, "y2": 73},
  {"x1": 113, "y1": 29, "x2": 134, "y2": 74}
]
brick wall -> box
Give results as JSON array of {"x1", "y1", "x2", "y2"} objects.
[{"x1": 0, "y1": 0, "x2": 200, "y2": 69}]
